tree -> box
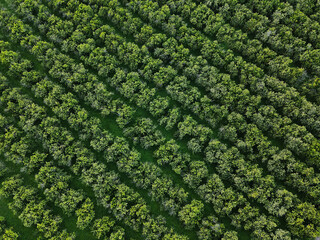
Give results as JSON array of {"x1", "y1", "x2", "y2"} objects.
[
  {"x1": 91, "y1": 216, "x2": 115, "y2": 239},
  {"x1": 24, "y1": 152, "x2": 47, "y2": 173},
  {"x1": 286, "y1": 202, "x2": 320, "y2": 238},
  {"x1": 2, "y1": 227, "x2": 19, "y2": 240},
  {"x1": 178, "y1": 200, "x2": 204, "y2": 229},
  {"x1": 197, "y1": 216, "x2": 224, "y2": 240},
  {"x1": 37, "y1": 210, "x2": 62, "y2": 238},
  {"x1": 149, "y1": 96, "x2": 170, "y2": 117},
  {"x1": 0, "y1": 175, "x2": 23, "y2": 198},
  {"x1": 271, "y1": 229, "x2": 291, "y2": 240},
  {"x1": 183, "y1": 161, "x2": 208, "y2": 188},
  {"x1": 76, "y1": 198, "x2": 95, "y2": 230},
  {"x1": 59, "y1": 189, "x2": 84, "y2": 216},
  {"x1": 109, "y1": 227, "x2": 125, "y2": 240},
  {"x1": 19, "y1": 200, "x2": 46, "y2": 227},
  {"x1": 265, "y1": 189, "x2": 294, "y2": 217},
  {"x1": 159, "y1": 107, "x2": 181, "y2": 130},
  {"x1": 142, "y1": 216, "x2": 167, "y2": 239},
  {"x1": 222, "y1": 231, "x2": 238, "y2": 240},
  {"x1": 187, "y1": 138, "x2": 202, "y2": 153}
]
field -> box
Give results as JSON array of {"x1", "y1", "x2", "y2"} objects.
[{"x1": 0, "y1": 0, "x2": 320, "y2": 239}]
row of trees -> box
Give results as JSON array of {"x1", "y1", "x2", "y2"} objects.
[
  {"x1": 0, "y1": 34, "x2": 236, "y2": 239},
  {"x1": 202, "y1": 0, "x2": 320, "y2": 103},
  {"x1": 0, "y1": 48, "x2": 261, "y2": 239},
  {"x1": 10, "y1": 0, "x2": 320, "y2": 144},
  {"x1": 0, "y1": 174, "x2": 74, "y2": 239},
  {"x1": 203, "y1": 0, "x2": 320, "y2": 49},
  {"x1": 89, "y1": 0, "x2": 320, "y2": 194},
  {"x1": 76, "y1": 0, "x2": 320, "y2": 168},
  {"x1": 0, "y1": 10, "x2": 281, "y2": 240},
  {"x1": 11, "y1": 2, "x2": 320, "y2": 239},
  {"x1": 145, "y1": 0, "x2": 320, "y2": 136},
  {"x1": 23, "y1": 0, "x2": 320, "y2": 143},
  {"x1": 0, "y1": 19, "x2": 204, "y2": 233},
  {"x1": 18, "y1": 0, "x2": 320, "y2": 171},
  {"x1": 0, "y1": 69, "x2": 190, "y2": 239},
  {"x1": 0, "y1": 35, "x2": 197, "y2": 238},
  {"x1": 0, "y1": 78, "x2": 133, "y2": 239},
  {"x1": 56, "y1": 0, "x2": 320, "y2": 166},
  {"x1": 118, "y1": 0, "x2": 320, "y2": 138},
  {"x1": 1, "y1": 1, "x2": 318, "y2": 238},
  {"x1": 45, "y1": 0, "x2": 320, "y2": 205}
]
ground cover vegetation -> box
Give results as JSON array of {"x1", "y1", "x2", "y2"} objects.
[{"x1": 0, "y1": 0, "x2": 319, "y2": 239}]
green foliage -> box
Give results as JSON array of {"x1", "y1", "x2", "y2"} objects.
[
  {"x1": 2, "y1": 228, "x2": 19, "y2": 240},
  {"x1": 91, "y1": 216, "x2": 115, "y2": 239},
  {"x1": 75, "y1": 198, "x2": 95, "y2": 230},
  {"x1": 222, "y1": 231, "x2": 238, "y2": 240},
  {"x1": 178, "y1": 200, "x2": 204, "y2": 229},
  {"x1": 0, "y1": 0, "x2": 320, "y2": 239},
  {"x1": 287, "y1": 202, "x2": 320, "y2": 238}
]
